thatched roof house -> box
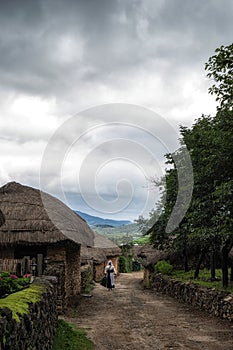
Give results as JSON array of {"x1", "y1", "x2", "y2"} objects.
[
  {"x1": 136, "y1": 244, "x2": 168, "y2": 269},
  {"x1": 0, "y1": 181, "x2": 95, "y2": 310},
  {"x1": 136, "y1": 244, "x2": 168, "y2": 287},
  {"x1": 0, "y1": 181, "x2": 93, "y2": 247},
  {"x1": 81, "y1": 231, "x2": 121, "y2": 282}
]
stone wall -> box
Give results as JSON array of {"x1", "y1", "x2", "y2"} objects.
[
  {"x1": 80, "y1": 264, "x2": 93, "y2": 293},
  {"x1": 143, "y1": 268, "x2": 151, "y2": 288},
  {"x1": 0, "y1": 276, "x2": 57, "y2": 350},
  {"x1": 65, "y1": 244, "x2": 81, "y2": 298},
  {"x1": 150, "y1": 272, "x2": 233, "y2": 322},
  {"x1": 44, "y1": 261, "x2": 65, "y2": 312},
  {"x1": 94, "y1": 262, "x2": 105, "y2": 282},
  {"x1": 46, "y1": 242, "x2": 81, "y2": 312}
]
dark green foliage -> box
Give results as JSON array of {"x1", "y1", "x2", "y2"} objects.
[
  {"x1": 133, "y1": 235, "x2": 150, "y2": 245},
  {"x1": 52, "y1": 319, "x2": 94, "y2": 350},
  {"x1": 150, "y1": 110, "x2": 233, "y2": 284},
  {"x1": 119, "y1": 255, "x2": 132, "y2": 273},
  {"x1": 81, "y1": 267, "x2": 94, "y2": 294},
  {"x1": 205, "y1": 43, "x2": 233, "y2": 111},
  {"x1": 172, "y1": 268, "x2": 233, "y2": 293},
  {"x1": 147, "y1": 44, "x2": 233, "y2": 288},
  {"x1": 154, "y1": 260, "x2": 173, "y2": 275},
  {"x1": 0, "y1": 272, "x2": 31, "y2": 297}
]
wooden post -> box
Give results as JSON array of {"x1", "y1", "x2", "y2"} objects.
[
  {"x1": 22, "y1": 256, "x2": 30, "y2": 275},
  {"x1": 37, "y1": 254, "x2": 43, "y2": 277}
]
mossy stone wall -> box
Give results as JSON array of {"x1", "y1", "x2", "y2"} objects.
[
  {"x1": 0, "y1": 276, "x2": 57, "y2": 349},
  {"x1": 150, "y1": 272, "x2": 233, "y2": 322}
]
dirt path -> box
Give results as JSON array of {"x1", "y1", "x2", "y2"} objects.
[{"x1": 64, "y1": 272, "x2": 233, "y2": 349}]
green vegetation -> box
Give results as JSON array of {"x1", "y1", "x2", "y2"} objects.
[
  {"x1": 0, "y1": 272, "x2": 31, "y2": 297},
  {"x1": 52, "y1": 319, "x2": 94, "y2": 350},
  {"x1": 133, "y1": 235, "x2": 150, "y2": 245},
  {"x1": 154, "y1": 260, "x2": 173, "y2": 275},
  {"x1": 205, "y1": 43, "x2": 233, "y2": 111},
  {"x1": 138, "y1": 43, "x2": 233, "y2": 289},
  {"x1": 172, "y1": 269, "x2": 233, "y2": 293},
  {"x1": 94, "y1": 223, "x2": 140, "y2": 245},
  {"x1": 84, "y1": 281, "x2": 95, "y2": 295},
  {"x1": 0, "y1": 284, "x2": 44, "y2": 322},
  {"x1": 81, "y1": 268, "x2": 95, "y2": 295},
  {"x1": 119, "y1": 255, "x2": 132, "y2": 273}
]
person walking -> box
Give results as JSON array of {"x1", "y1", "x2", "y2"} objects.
[{"x1": 104, "y1": 260, "x2": 116, "y2": 291}]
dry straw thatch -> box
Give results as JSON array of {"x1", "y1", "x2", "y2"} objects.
[
  {"x1": 81, "y1": 231, "x2": 121, "y2": 263},
  {"x1": 0, "y1": 182, "x2": 94, "y2": 247},
  {"x1": 136, "y1": 244, "x2": 168, "y2": 268}
]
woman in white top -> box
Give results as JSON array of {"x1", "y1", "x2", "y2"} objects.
[{"x1": 104, "y1": 260, "x2": 116, "y2": 291}]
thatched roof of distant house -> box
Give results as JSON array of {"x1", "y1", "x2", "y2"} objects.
[
  {"x1": 81, "y1": 246, "x2": 106, "y2": 264},
  {"x1": 136, "y1": 244, "x2": 168, "y2": 268},
  {"x1": 93, "y1": 232, "x2": 121, "y2": 256},
  {"x1": 81, "y1": 231, "x2": 121, "y2": 264},
  {"x1": 0, "y1": 182, "x2": 94, "y2": 247}
]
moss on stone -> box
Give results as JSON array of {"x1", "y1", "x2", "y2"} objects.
[{"x1": 0, "y1": 284, "x2": 44, "y2": 322}]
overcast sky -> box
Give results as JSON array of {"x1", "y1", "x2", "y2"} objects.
[{"x1": 0, "y1": 0, "x2": 232, "y2": 221}]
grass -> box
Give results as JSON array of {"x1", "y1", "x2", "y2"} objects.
[
  {"x1": 52, "y1": 319, "x2": 94, "y2": 350},
  {"x1": 84, "y1": 281, "x2": 95, "y2": 295},
  {"x1": 133, "y1": 235, "x2": 150, "y2": 245},
  {"x1": 172, "y1": 268, "x2": 233, "y2": 293},
  {"x1": 0, "y1": 284, "x2": 44, "y2": 322}
]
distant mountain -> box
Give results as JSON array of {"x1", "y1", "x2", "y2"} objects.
[{"x1": 74, "y1": 210, "x2": 132, "y2": 227}]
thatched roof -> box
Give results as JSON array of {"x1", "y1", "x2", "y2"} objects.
[
  {"x1": 81, "y1": 247, "x2": 106, "y2": 264},
  {"x1": 0, "y1": 182, "x2": 94, "y2": 247},
  {"x1": 93, "y1": 232, "x2": 121, "y2": 256},
  {"x1": 81, "y1": 231, "x2": 121, "y2": 263},
  {"x1": 136, "y1": 244, "x2": 168, "y2": 268}
]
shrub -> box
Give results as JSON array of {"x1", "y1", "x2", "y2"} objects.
[
  {"x1": 154, "y1": 260, "x2": 173, "y2": 275},
  {"x1": 0, "y1": 272, "x2": 31, "y2": 297},
  {"x1": 52, "y1": 319, "x2": 94, "y2": 350},
  {"x1": 81, "y1": 266, "x2": 94, "y2": 294},
  {"x1": 119, "y1": 256, "x2": 132, "y2": 273}
]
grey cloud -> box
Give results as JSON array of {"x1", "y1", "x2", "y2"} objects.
[
  {"x1": 0, "y1": 0, "x2": 232, "y2": 220},
  {"x1": 0, "y1": 0, "x2": 232, "y2": 98}
]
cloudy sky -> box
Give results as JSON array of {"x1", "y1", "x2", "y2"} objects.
[{"x1": 0, "y1": 0, "x2": 232, "y2": 221}]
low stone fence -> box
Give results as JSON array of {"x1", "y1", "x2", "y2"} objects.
[
  {"x1": 151, "y1": 272, "x2": 233, "y2": 322},
  {"x1": 0, "y1": 276, "x2": 57, "y2": 350}
]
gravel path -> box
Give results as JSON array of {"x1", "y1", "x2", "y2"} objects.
[{"x1": 64, "y1": 272, "x2": 233, "y2": 349}]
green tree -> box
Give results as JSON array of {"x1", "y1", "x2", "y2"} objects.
[
  {"x1": 205, "y1": 43, "x2": 233, "y2": 111},
  {"x1": 150, "y1": 110, "x2": 233, "y2": 283},
  {"x1": 148, "y1": 149, "x2": 193, "y2": 271},
  {"x1": 148, "y1": 44, "x2": 233, "y2": 287}
]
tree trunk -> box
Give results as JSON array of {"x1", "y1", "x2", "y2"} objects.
[
  {"x1": 183, "y1": 248, "x2": 189, "y2": 272},
  {"x1": 210, "y1": 250, "x2": 216, "y2": 281},
  {"x1": 230, "y1": 259, "x2": 233, "y2": 282},
  {"x1": 194, "y1": 249, "x2": 207, "y2": 279},
  {"x1": 222, "y1": 250, "x2": 228, "y2": 288},
  {"x1": 221, "y1": 239, "x2": 233, "y2": 288}
]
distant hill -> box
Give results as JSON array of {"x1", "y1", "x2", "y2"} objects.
[
  {"x1": 74, "y1": 211, "x2": 132, "y2": 227},
  {"x1": 94, "y1": 222, "x2": 139, "y2": 235}
]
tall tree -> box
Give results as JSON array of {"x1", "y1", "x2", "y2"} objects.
[{"x1": 205, "y1": 43, "x2": 233, "y2": 111}]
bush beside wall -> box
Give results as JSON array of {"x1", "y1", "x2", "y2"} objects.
[
  {"x1": 151, "y1": 272, "x2": 233, "y2": 322},
  {"x1": 80, "y1": 265, "x2": 93, "y2": 294},
  {"x1": 119, "y1": 256, "x2": 132, "y2": 273},
  {"x1": 0, "y1": 276, "x2": 57, "y2": 350}
]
